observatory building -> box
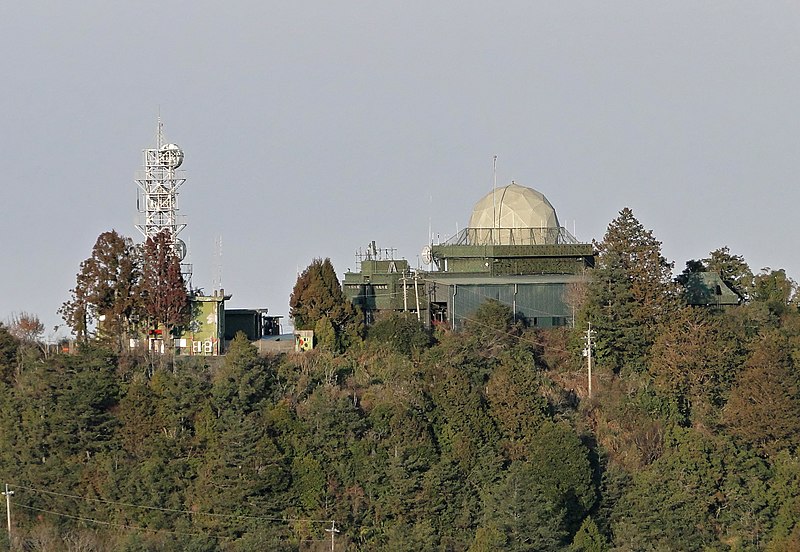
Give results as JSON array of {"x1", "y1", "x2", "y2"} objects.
[
  {"x1": 342, "y1": 182, "x2": 595, "y2": 329},
  {"x1": 425, "y1": 182, "x2": 595, "y2": 328}
]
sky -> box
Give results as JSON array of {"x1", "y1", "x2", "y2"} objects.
[{"x1": 2, "y1": 2, "x2": 799, "y2": 339}]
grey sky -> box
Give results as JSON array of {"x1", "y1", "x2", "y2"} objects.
[{"x1": 2, "y1": 2, "x2": 799, "y2": 337}]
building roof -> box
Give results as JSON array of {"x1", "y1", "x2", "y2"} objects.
[
  {"x1": 424, "y1": 274, "x2": 587, "y2": 286},
  {"x1": 682, "y1": 272, "x2": 741, "y2": 306}
]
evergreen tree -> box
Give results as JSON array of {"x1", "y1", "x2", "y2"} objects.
[
  {"x1": 483, "y1": 461, "x2": 569, "y2": 551},
  {"x1": 0, "y1": 323, "x2": 18, "y2": 384},
  {"x1": 649, "y1": 306, "x2": 744, "y2": 425},
  {"x1": 571, "y1": 516, "x2": 608, "y2": 552},
  {"x1": 751, "y1": 268, "x2": 797, "y2": 319},
  {"x1": 723, "y1": 330, "x2": 800, "y2": 457},
  {"x1": 289, "y1": 258, "x2": 363, "y2": 351},
  {"x1": 581, "y1": 208, "x2": 678, "y2": 375},
  {"x1": 59, "y1": 230, "x2": 141, "y2": 345},
  {"x1": 366, "y1": 313, "x2": 432, "y2": 356}
]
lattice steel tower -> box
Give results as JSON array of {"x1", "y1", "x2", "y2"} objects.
[{"x1": 135, "y1": 118, "x2": 192, "y2": 286}]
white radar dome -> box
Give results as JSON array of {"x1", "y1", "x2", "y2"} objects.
[
  {"x1": 469, "y1": 182, "x2": 559, "y2": 230},
  {"x1": 160, "y1": 143, "x2": 184, "y2": 169}
]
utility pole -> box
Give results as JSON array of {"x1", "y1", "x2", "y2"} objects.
[
  {"x1": 413, "y1": 271, "x2": 421, "y2": 322},
  {"x1": 401, "y1": 272, "x2": 408, "y2": 313},
  {"x1": 583, "y1": 323, "x2": 595, "y2": 398},
  {"x1": 2, "y1": 484, "x2": 13, "y2": 547},
  {"x1": 325, "y1": 520, "x2": 340, "y2": 551}
]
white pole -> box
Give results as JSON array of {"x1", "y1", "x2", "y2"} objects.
[
  {"x1": 402, "y1": 272, "x2": 408, "y2": 313},
  {"x1": 414, "y1": 272, "x2": 421, "y2": 322},
  {"x1": 587, "y1": 323, "x2": 593, "y2": 398},
  {"x1": 325, "y1": 520, "x2": 339, "y2": 551},
  {"x1": 2, "y1": 484, "x2": 13, "y2": 544},
  {"x1": 492, "y1": 155, "x2": 498, "y2": 241}
]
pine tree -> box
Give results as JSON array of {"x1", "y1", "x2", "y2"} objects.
[
  {"x1": 581, "y1": 208, "x2": 678, "y2": 375},
  {"x1": 723, "y1": 330, "x2": 800, "y2": 457},
  {"x1": 289, "y1": 258, "x2": 363, "y2": 351}
]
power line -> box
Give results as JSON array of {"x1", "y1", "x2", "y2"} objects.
[
  {"x1": 14, "y1": 503, "x2": 220, "y2": 540},
  {"x1": 9, "y1": 483, "x2": 333, "y2": 525},
  {"x1": 14, "y1": 503, "x2": 330, "y2": 545}
]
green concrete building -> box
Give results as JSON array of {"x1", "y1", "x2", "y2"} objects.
[
  {"x1": 425, "y1": 182, "x2": 595, "y2": 329},
  {"x1": 343, "y1": 247, "x2": 427, "y2": 325},
  {"x1": 176, "y1": 290, "x2": 230, "y2": 356},
  {"x1": 342, "y1": 183, "x2": 596, "y2": 329}
]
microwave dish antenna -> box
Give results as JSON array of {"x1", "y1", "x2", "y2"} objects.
[{"x1": 134, "y1": 117, "x2": 192, "y2": 286}]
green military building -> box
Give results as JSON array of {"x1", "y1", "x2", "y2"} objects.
[
  {"x1": 424, "y1": 182, "x2": 595, "y2": 329},
  {"x1": 342, "y1": 183, "x2": 595, "y2": 329},
  {"x1": 343, "y1": 243, "x2": 427, "y2": 325}
]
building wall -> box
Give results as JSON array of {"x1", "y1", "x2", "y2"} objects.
[
  {"x1": 343, "y1": 258, "x2": 427, "y2": 324},
  {"x1": 433, "y1": 279, "x2": 581, "y2": 330},
  {"x1": 179, "y1": 295, "x2": 226, "y2": 355}
]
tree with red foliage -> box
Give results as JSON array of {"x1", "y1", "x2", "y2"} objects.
[{"x1": 139, "y1": 230, "x2": 190, "y2": 341}]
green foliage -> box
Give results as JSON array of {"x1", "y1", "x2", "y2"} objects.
[
  {"x1": 571, "y1": 516, "x2": 608, "y2": 552},
  {"x1": 723, "y1": 330, "x2": 800, "y2": 457},
  {"x1": 581, "y1": 208, "x2": 679, "y2": 375},
  {"x1": 16, "y1": 228, "x2": 800, "y2": 551},
  {"x1": 752, "y1": 268, "x2": 797, "y2": 318},
  {"x1": 290, "y1": 258, "x2": 364, "y2": 351},
  {"x1": 366, "y1": 313, "x2": 432, "y2": 356},
  {"x1": 485, "y1": 351, "x2": 549, "y2": 459},
  {"x1": 60, "y1": 229, "x2": 190, "y2": 349},
  {"x1": 704, "y1": 246, "x2": 754, "y2": 300},
  {"x1": 649, "y1": 306, "x2": 744, "y2": 426},
  {"x1": 482, "y1": 460, "x2": 569, "y2": 551},
  {"x1": 466, "y1": 299, "x2": 522, "y2": 350},
  {"x1": 0, "y1": 323, "x2": 18, "y2": 384},
  {"x1": 314, "y1": 315, "x2": 337, "y2": 351}
]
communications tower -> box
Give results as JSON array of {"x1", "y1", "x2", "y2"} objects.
[{"x1": 135, "y1": 118, "x2": 192, "y2": 286}]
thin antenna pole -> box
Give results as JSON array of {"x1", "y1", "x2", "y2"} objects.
[
  {"x1": 428, "y1": 193, "x2": 432, "y2": 245},
  {"x1": 414, "y1": 271, "x2": 421, "y2": 322},
  {"x1": 2, "y1": 484, "x2": 13, "y2": 544},
  {"x1": 492, "y1": 155, "x2": 498, "y2": 234}
]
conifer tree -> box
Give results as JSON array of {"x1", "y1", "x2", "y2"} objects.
[
  {"x1": 704, "y1": 246, "x2": 754, "y2": 300},
  {"x1": 581, "y1": 208, "x2": 678, "y2": 374},
  {"x1": 289, "y1": 258, "x2": 363, "y2": 350},
  {"x1": 723, "y1": 330, "x2": 800, "y2": 456},
  {"x1": 60, "y1": 230, "x2": 141, "y2": 344}
]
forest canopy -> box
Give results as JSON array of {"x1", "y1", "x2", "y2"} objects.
[{"x1": 3, "y1": 208, "x2": 800, "y2": 551}]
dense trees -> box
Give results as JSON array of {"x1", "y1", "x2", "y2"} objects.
[
  {"x1": 60, "y1": 229, "x2": 189, "y2": 348},
  {"x1": 9, "y1": 207, "x2": 800, "y2": 550},
  {"x1": 60, "y1": 230, "x2": 141, "y2": 343},
  {"x1": 581, "y1": 208, "x2": 678, "y2": 375}
]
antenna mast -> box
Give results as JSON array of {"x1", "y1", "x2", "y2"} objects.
[
  {"x1": 492, "y1": 155, "x2": 498, "y2": 234},
  {"x1": 135, "y1": 118, "x2": 192, "y2": 287}
]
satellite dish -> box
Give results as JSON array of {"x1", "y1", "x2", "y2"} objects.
[
  {"x1": 421, "y1": 245, "x2": 432, "y2": 265},
  {"x1": 160, "y1": 143, "x2": 184, "y2": 169},
  {"x1": 175, "y1": 238, "x2": 187, "y2": 261}
]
